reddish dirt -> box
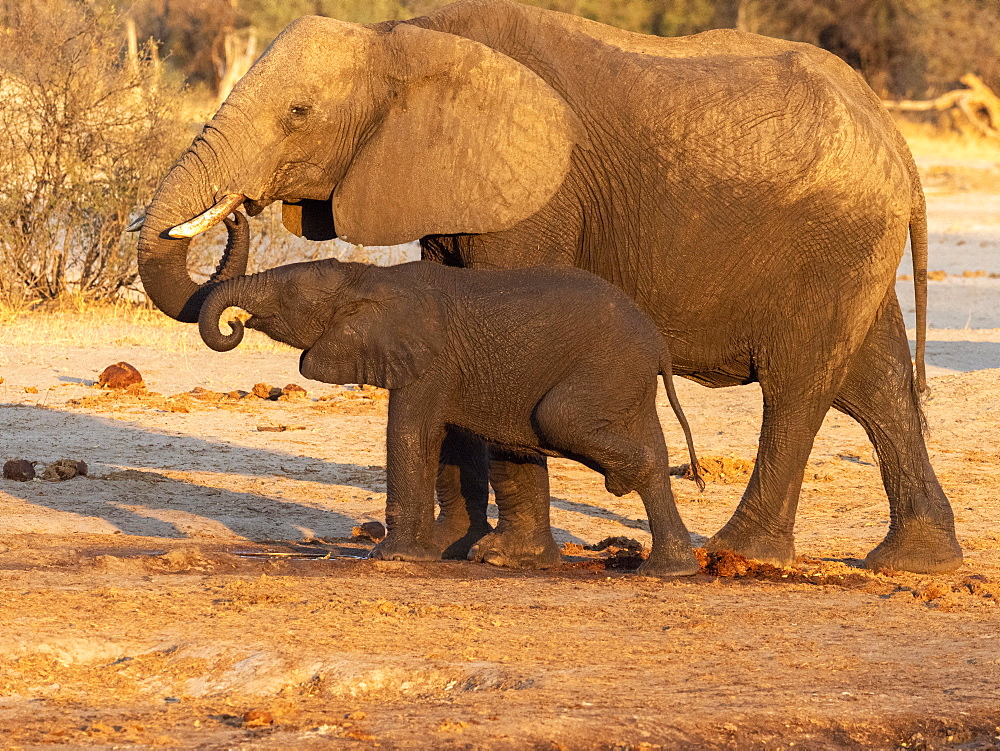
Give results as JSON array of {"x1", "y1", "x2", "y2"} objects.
[{"x1": 1, "y1": 355, "x2": 999, "y2": 747}]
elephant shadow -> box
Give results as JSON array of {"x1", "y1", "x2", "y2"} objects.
[
  {"x1": 0, "y1": 404, "x2": 380, "y2": 541},
  {"x1": 550, "y1": 496, "x2": 649, "y2": 535},
  {"x1": 548, "y1": 495, "x2": 711, "y2": 547},
  {"x1": 917, "y1": 339, "x2": 1000, "y2": 373},
  {"x1": 2, "y1": 404, "x2": 687, "y2": 550}
]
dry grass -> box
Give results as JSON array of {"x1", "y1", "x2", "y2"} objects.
[
  {"x1": 897, "y1": 119, "x2": 1000, "y2": 163},
  {"x1": 0, "y1": 299, "x2": 291, "y2": 353}
]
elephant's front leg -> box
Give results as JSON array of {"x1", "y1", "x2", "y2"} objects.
[
  {"x1": 432, "y1": 429, "x2": 493, "y2": 558},
  {"x1": 706, "y1": 342, "x2": 855, "y2": 566},
  {"x1": 369, "y1": 393, "x2": 446, "y2": 562},
  {"x1": 469, "y1": 450, "x2": 562, "y2": 569}
]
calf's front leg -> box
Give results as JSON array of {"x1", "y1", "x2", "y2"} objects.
[{"x1": 369, "y1": 391, "x2": 446, "y2": 562}]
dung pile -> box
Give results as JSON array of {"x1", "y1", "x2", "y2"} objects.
[
  {"x1": 41, "y1": 459, "x2": 88, "y2": 481},
  {"x1": 671, "y1": 454, "x2": 755, "y2": 484},
  {"x1": 3, "y1": 459, "x2": 36, "y2": 481},
  {"x1": 693, "y1": 548, "x2": 876, "y2": 587},
  {"x1": 98, "y1": 362, "x2": 145, "y2": 392},
  {"x1": 2, "y1": 459, "x2": 87, "y2": 482}
]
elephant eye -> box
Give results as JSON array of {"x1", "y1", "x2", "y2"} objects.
[{"x1": 289, "y1": 104, "x2": 311, "y2": 118}]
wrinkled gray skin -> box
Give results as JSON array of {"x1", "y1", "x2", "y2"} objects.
[
  {"x1": 137, "y1": 0, "x2": 962, "y2": 573},
  {"x1": 200, "y1": 260, "x2": 704, "y2": 575}
]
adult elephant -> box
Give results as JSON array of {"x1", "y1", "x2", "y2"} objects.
[{"x1": 134, "y1": 0, "x2": 962, "y2": 573}]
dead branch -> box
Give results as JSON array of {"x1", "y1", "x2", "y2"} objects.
[
  {"x1": 883, "y1": 74, "x2": 1000, "y2": 139},
  {"x1": 215, "y1": 28, "x2": 257, "y2": 107}
]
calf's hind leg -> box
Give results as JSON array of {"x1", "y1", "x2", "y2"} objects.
[
  {"x1": 622, "y1": 413, "x2": 701, "y2": 577},
  {"x1": 432, "y1": 430, "x2": 493, "y2": 558},
  {"x1": 468, "y1": 450, "x2": 562, "y2": 569},
  {"x1": 534, "y1": 386, "x2": 699, "y2": 576},
  {"x1": 832, "y1": 291, "x2": 962, "y2": 573}
]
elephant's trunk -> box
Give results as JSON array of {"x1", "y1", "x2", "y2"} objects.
[
  {"x1": 199, "y1": 273, "x2": 268, "y2": 352},
  {"x1": 137, "y1": 138, "x2": 251, "y2": 323}
]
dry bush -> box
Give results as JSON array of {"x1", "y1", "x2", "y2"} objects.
[
  {"x1": 131, "y1": 0, "x2": 240, "y2": 91},
  {"x1": 0, "y1": 0, "x2": 189, "y2": 306},
  {"x1": 733, "y1": 0, "x2": 1000, "y2": 98}
]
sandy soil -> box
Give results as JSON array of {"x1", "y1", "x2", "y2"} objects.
[{"x1": 2, "y1": 156, "x2": 1000, "y2": 748}]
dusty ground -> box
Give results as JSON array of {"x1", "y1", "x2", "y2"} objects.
[{"x1": 2, "y1": 143, "x2": 1000, "y2": 749}]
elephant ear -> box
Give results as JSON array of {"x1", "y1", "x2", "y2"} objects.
[
  {"x1": 333, "y1": 23, "x2": 580, "y2": 246},
  {"x1": 299, "y1": 283, "x2": 446, "y2": 390},
  {"x1": 282, "y1": 199, "x2": 336, "y2": 241}
]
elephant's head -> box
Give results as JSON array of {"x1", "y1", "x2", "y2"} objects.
[
  {"x1": 199, "y1": 260, "x2": 446, "y2": 390},
  {"x1": 138, "y1": 14, "x2": 580, "y2": 322}
]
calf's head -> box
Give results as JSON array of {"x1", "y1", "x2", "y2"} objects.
[{"x1": 199, "y1": 261, "x2": 445, "y2": 389}]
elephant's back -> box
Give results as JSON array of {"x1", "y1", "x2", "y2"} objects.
[
  {"x1": 415, "y1": 0, "x2": 910, "y2": 206},
  {"x1": 415, "y1": 0, "x2": 825, "y2": 63}
]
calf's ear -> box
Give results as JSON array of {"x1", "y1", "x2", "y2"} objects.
[{"x1": 299, "y1": 288, "x2": 446, "y2": 390}]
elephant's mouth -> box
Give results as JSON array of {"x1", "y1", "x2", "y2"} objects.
[{"x1": 243, "y1": 198, "x2": 273, "y2": 217}]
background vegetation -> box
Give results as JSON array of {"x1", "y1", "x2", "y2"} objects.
[
  {"x1": 131, "y1": 0, "x2": 1000, "y2": 99},
  {"x1": 2, "y1": 0, "x2": 999, "y2": 307},
  {"x1": 0, "y1": 0, "x2": 188, "y2": 306}
]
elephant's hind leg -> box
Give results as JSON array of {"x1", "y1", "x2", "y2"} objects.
[
  {"x1": 432, "y1": 430, "x2": 493, "y2": 558},
  {"x1": 468, "y1": 450, "x2": 562, "y2": 569},
  {"x1": 832, "y1": 292, "x2": 962, "y2": 573}
]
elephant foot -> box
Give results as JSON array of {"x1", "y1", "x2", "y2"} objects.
[
  {"x1": 469, "y1": 530, "x2": 562, "y2": 569},
  {"x1": 706, "y1": 520, "x2": 795, "y2": 567},
  {"x1": 432, "y1": 517, "x2": 493, "y2": 560},
  {"x1": 865, "y1": 518, "x2": 963, "y2": 573},
  {"x1": 369, "y1": 534, "x2": 442, "y2": 563},
  {"x1": 637, "y1": 546, "x2": 701, "y2": 578}
]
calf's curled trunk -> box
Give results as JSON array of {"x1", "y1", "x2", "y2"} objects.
[{"x1": 198, "y1": 273, "x2": 269, "y2": 352}]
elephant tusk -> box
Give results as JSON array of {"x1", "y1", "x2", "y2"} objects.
[
  {"x1": 168, "y1": 193, "x2": 246, "y2": 238},
  {"x1": 125, "y1": 216, "x2": 145, "y2": 232}
]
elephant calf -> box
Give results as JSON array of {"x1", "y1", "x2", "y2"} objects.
[{"x1": 199, "y1": 259, "x2": 704, "y2": 576}]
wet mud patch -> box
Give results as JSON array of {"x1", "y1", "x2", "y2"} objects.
[{"x1": 562, "y1": 537, "x2": 648, "y2": 571}]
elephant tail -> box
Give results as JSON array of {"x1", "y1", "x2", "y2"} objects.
[
  {"x1": 660, "y1": 349, "x2": 704, "y2": 492},
  {"x1": 908, "y1": 156, "x2": 929, "y2": 395}
]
